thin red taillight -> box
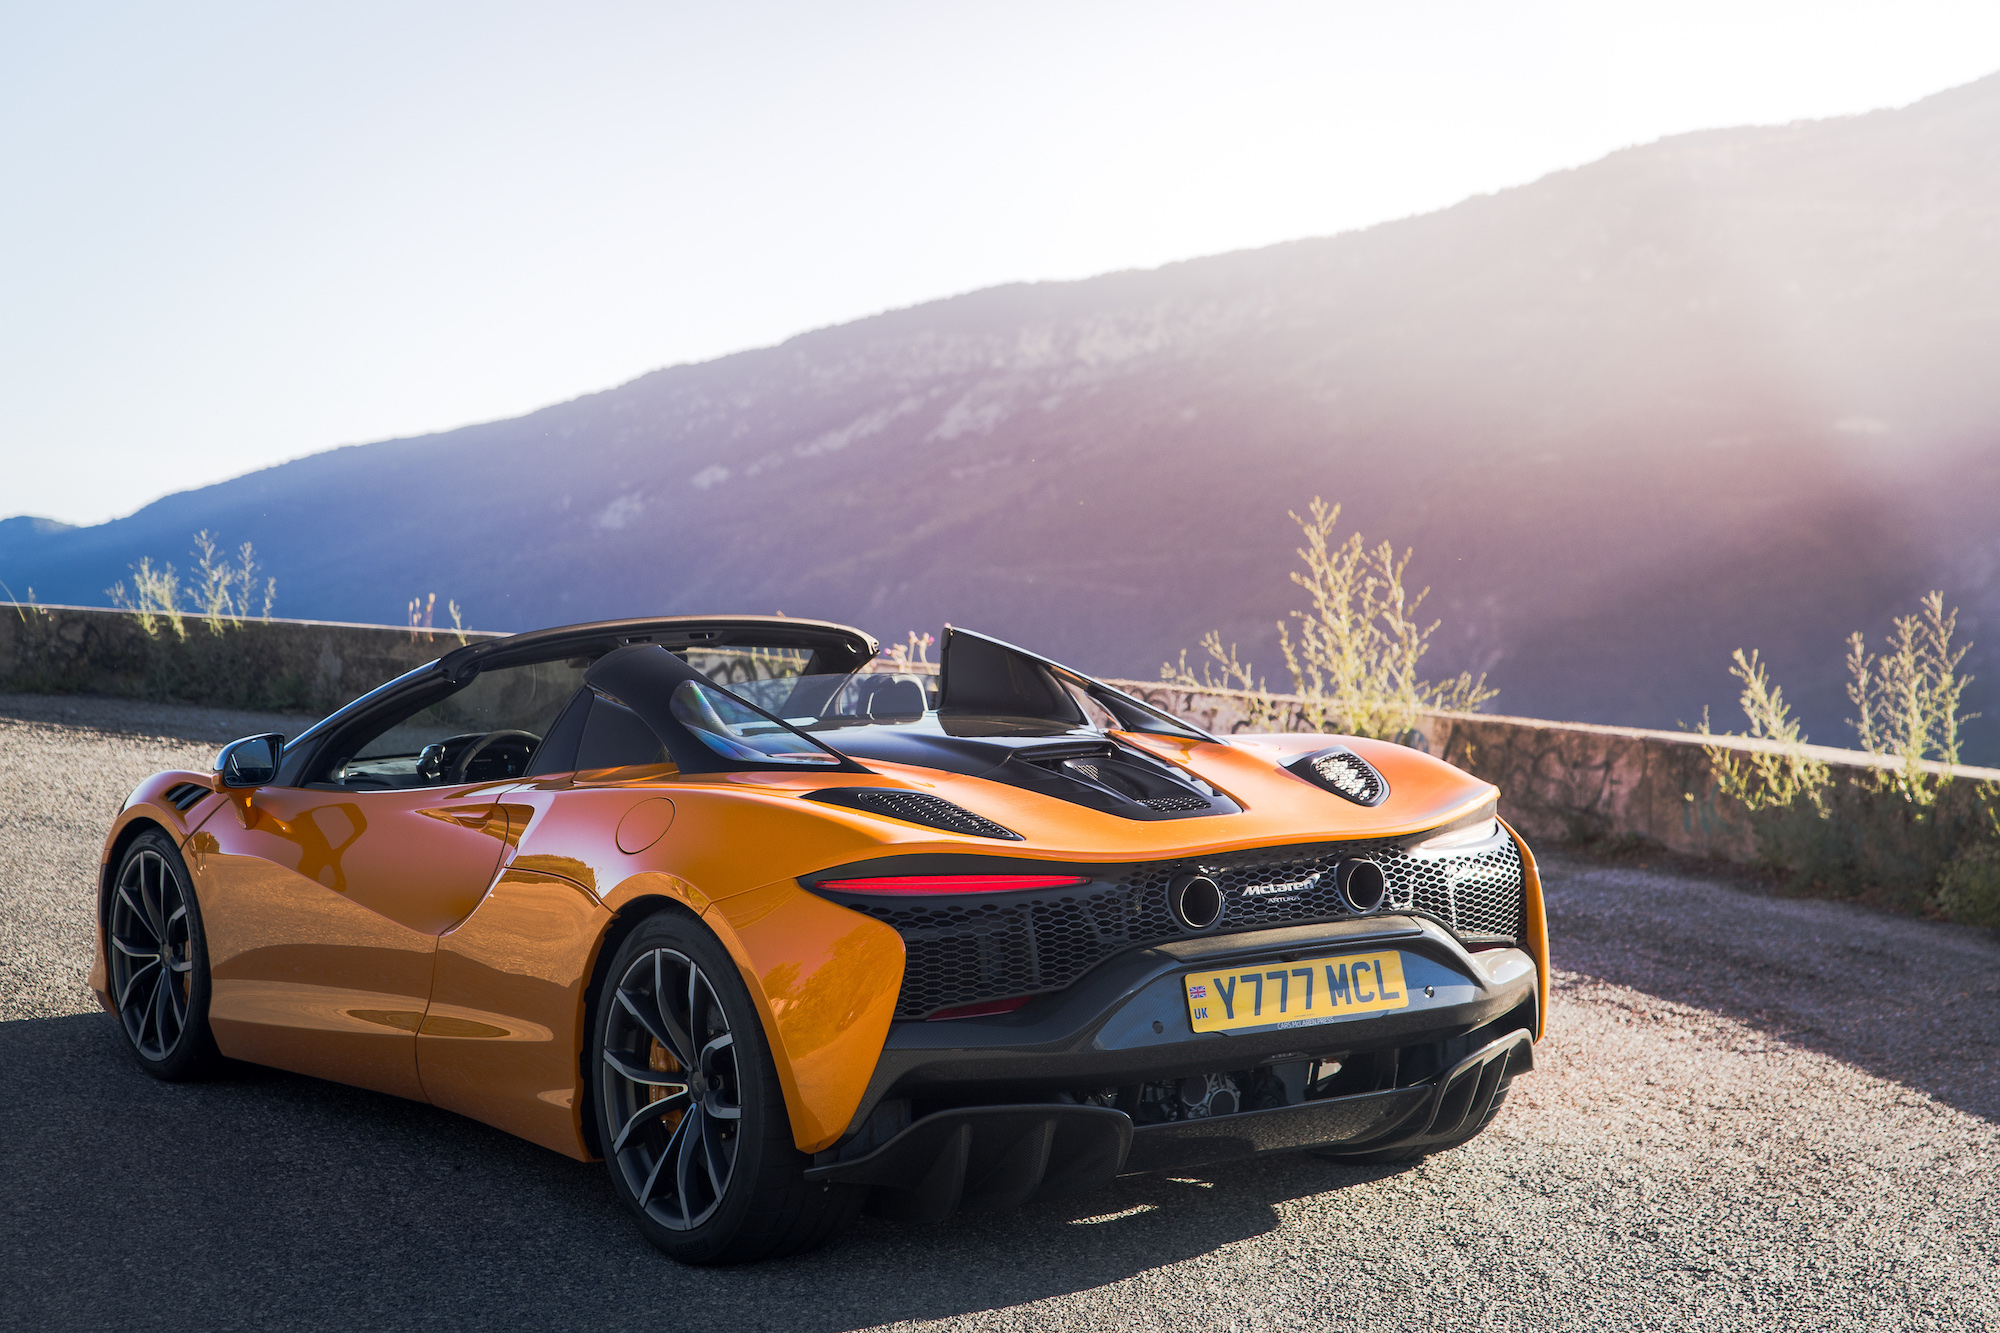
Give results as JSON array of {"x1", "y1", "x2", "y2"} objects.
[{"x1": 815, "y1": 874, "x2": 1089, "y2": 895}]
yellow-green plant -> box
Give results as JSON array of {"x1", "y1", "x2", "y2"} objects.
[
  {"x1": 189, "y1": 530, "x2": 275, "y2": 631},
  {"x1": 1846, "y1": 591, "x2": 1976, "y2": 804},
  {"x1": 107, "y1": 556, "x2": 186, "y2": 639},
  {"x1": 1, "y1": 581, "x2": 52, "y2": 623},
  {"x1": 1698, "y1": 649, "x2": 1830, "y2": 813},
  {"x1": 1704, "y1": 593, "x2": 1995, "y2": 926},
  {"x1": 1165, "y1": 498, "x2": 1494, "y2": 741},
  {"x1": 109, "y1": 531, "x2": 274, "y2": 638},
  {"x1": 1161, "y1": 634, "x2": 1291, "y2": 732}
]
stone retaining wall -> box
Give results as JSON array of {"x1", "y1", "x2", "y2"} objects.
[
  {"x1": 0, "y1": 603, "x2": 499, "y2": 717},
  {"x1": 8, "y1": 603, "x2": 1994, "y2": 878}
]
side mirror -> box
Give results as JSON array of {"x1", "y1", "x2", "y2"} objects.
[{"x1": 215, "y1": 733, "x2": 284, "y2": 789}]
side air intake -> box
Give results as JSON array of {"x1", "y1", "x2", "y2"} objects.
[
  {"x1": 162, "y1": 782, "x2": 211, "y2": 812},
  {"x1": 806, "y1": 788, "x2": 1023, "y2": 841}
]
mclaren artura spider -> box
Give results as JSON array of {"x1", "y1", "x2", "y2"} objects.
[{"x1": 94, "y1": 616, "x2": 1546, "y2": 1263}]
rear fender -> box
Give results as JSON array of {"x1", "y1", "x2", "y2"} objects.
[
  {"x1": 1501, "y1": 818, "x2": 1548, "y2": 1040},
  {"x1": 597, "y1": 872, "x2": 905, "y2": 1155}
]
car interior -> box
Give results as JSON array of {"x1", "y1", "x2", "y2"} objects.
[{"x1": 308, "y1": 647, "x2": 937, "y2": 791}]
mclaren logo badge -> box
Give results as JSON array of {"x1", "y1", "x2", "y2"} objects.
[{"x1": 1242, "y1": 871, "x2": 1320, "y2": 899}]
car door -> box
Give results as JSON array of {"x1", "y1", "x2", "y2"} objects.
[
  {"x1": 193, "y1": 782, "x2": 517, "y2": 1099},
  {"x1": 190, "y1": 655, "x2": 589, "y2": 1100}
]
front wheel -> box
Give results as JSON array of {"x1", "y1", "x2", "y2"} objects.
[
  {"x1": 107, "y1": 830, "x2": 222, "y2": 1080},
  {"x1": 592, "y1": 911, "x2": 860, "y2": 1264}
]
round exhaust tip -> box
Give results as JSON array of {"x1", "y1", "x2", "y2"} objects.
[
  {"x1": 1335, "y1": 859, "x2": 1386, "y2": 913},
  {"x1": 1169, "y1": 874, "x2": 1224, "y2": 931}
]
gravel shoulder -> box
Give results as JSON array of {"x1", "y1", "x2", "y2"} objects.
[
  {"x1": 0, "y1": 694, "x2": 315, "y2": 1020},
  {"x1": 1, "y1": 695, "x2": 1994, "y2": 1332}
]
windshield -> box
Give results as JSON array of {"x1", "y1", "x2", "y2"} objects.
[
  {"x1": 664, "y1": 656, "x2": 933, "y2": 766},
  {"x1": 721, "y1": 672, "x2": 940, "y2": 730},
  {"x1": 668, "y1": 680, "x2": 847, "y2": 765},
  {"x1": 683, "y1": 645, "x2": 815, "y2": 688},
  {"x1": 653, "y1": 664, "x2": 1131, "y2": 768}
]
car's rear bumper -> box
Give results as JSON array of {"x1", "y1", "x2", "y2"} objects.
[
  {"x1": 843, "y1": 914, "x2": 1536, "y2": 1124},
  {"x1": 806, "y1": 1029, "x2": 1532, "y2": 1222},
  {"x1": 805, "y1": 915, "x2": 1536, "y2": 1218}
]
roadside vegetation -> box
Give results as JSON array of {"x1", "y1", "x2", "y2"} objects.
[
  {"x1": 1163, "y1": 498, "x2": 1494, "y2": 741},
  {"x1": 0, "y1": 531, "x2": 310, "y2": 708},
  {"x1": 107, "y1": 530, "x2": 276, "y2": 638},
  {"x1": 1699, "y1": 591, "x2": 1998, "y2": 928},
  {"x1": 2, "y1": 534, "x2": 468, "y2": 715},
  {"x1": 407, "y1": 592, "x2": 470, "y2": 645}
]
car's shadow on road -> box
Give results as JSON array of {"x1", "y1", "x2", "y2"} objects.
[
  {"x1": 2, "y1": 1014, "x2": 1416, "y2": 1332},
  {"x1": 1539, "y1": 852, "x2": 2000, "y2": 1125}
]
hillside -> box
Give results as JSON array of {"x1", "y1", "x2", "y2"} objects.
[{"x1": 8, "y1": 74, "x2": 2000, "y2": 760}]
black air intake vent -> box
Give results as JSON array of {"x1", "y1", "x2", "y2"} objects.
[
  {"x1": 1285, "y1": 746, "x2": 1389, "y2": 806},
  {"x1": 162, "y1": 783, "x2": 210, "y2": 812},
  {"x1": 806, "y1": 788, "x2": 1022, "y2": 841},
  {"x1": 1011, "y1": 743, "x2": 1239, "y2": 821}
]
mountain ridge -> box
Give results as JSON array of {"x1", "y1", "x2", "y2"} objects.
[{"x1": 8, "y1": 73, "x2": 2000, "y2": 760}]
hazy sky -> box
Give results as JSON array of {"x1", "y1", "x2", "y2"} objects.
[{"x1": 6, "y1": 1, "x2": 2000, "y2": 527}]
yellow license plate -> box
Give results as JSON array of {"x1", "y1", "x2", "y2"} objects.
[{"x1": 1183, "y1": 951, "x2": 1411, "y2": 1033}]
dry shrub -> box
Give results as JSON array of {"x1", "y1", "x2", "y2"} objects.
[
  {"x1": 108, "y1": 531, "x2": 275, "y2": 639},
  {"x1": 1707, "y1": 590, "x2": 1994, "y2": 926},
  {"x1": 1165, "y1": 498, "x2": 1493, "y2": 741},
  {"x1": 1698, "y1": 649, "x2": 1830, "y2": 813},
  {"x1": 1161, "y1": 634, "x2": 1291, "y2": 732},
  {"x1": 1846, "y1": 591, "x2": 1977, "y2": 804}
]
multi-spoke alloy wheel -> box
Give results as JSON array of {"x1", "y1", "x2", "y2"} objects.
[
  {"x1": 111, "y1": 846, "x2": 195, "y2": 1058},
  {"x1": 592, "y1": 913, "x2": 861, "y2": 1263},
  {"x1": 601, "y1": 947, "x2": 743, "y2": 1230},
  {"x1": 107, "y1": 832, "x2": 218, "y2": 1079}
]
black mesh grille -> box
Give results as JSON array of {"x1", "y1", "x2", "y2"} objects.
[
  {"x1": 827, "y1": 836, "x2": 1524, "y2": 1019},
  {"x1": 805, "y1": 788, "x2": 1021, "y2": 840},
  {"x1": 1165, "y1": 838, "x2": 1524, "y2": 938},
  {"x1": 1139, "y1": 795, "x2": 1211, "y2": 812}
]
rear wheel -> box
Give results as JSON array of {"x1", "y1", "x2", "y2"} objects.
[
  {"x1": 593, "y1": 911, "x2": 860, "y2": 1264},
  {"x1": 107, "y1": 830, "x2": 221, "y2": 1080}
]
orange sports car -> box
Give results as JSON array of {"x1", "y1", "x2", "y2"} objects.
[{"x1": 94, "y1": 616, "x2": 1546, "y2": 1264}]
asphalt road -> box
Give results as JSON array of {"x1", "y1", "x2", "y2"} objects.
[{"x1": 2, "y1": 693, "x2": 1995, "y2": 1332}]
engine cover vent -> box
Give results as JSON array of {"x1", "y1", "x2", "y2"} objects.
[{"x1": 806, "y1": 788, "x2": 1022, "y2": 840}]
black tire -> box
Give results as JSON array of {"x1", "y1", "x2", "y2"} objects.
[
  {"x1": 106, "y1": 830, "x2": 222, "y2": 1080},
  {"x1": 592, "y1": 909, "x2": 862, "y2": 1264}
]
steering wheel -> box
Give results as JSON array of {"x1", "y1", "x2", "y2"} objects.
[{"x1": 447, "y1": 729, "x2": 543, "y2": 784}]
